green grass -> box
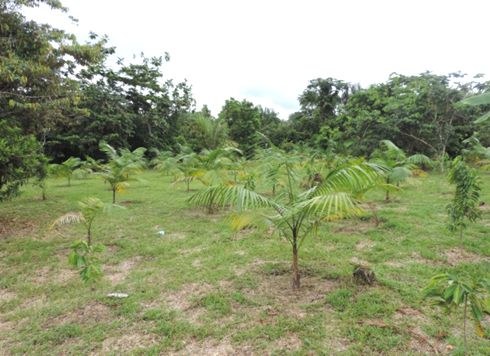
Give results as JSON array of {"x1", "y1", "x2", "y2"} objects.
[{"x1": 0, "y1": 171, "x2": 489, "y2": 354}]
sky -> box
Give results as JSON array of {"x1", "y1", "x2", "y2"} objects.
[{"x1": 24, "y1": 0, "x2": 490, "y2": 119}]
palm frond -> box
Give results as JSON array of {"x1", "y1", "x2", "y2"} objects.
[
  {"x1": 317, "y1": 162, "x2": 385, "y2": 195},
  {"x1": 189, "y1": 184, "x2": 275, "y2": 211},
  {"x1": 389, "y1": 166, "x2": 412, "y2": 184},
  {"x1": 474, "y1": 111, "x2": 490, "y2": 124},
  {"x1": 406, "y1": 154, "x2": 433, "y2": 168},
  {"x1": 295, "y1": 191, "x2": 362, "y2": 221},
  {"x1": 460, "y1": 92, "x2": 490, "y2": 106},
  {"x1": 51, "y1": 212, "x2": 84, "y2": 228}
]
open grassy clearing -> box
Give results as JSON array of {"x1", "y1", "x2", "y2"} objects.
[{"x1": 0, "y1": 171, "x2": 489, "y2": 355}]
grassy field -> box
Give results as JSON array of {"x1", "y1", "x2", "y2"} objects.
[{"x1": 0, "y1": 170, "x2": 489, "y2": 355}]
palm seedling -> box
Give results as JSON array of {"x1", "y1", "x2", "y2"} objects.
[
  {"x1": 52, "y1": 197, "x2": 107, "y2": 282},
  {"x1": 371, "y1": 140, "x2": 433, "y2": 201},
  {"x1": 49, "y1": 157, "x2": 82, "y2": 186},
  {"x1": 189, "y1": 156, "x2": 383, "y2": 289},
  {"x1": 99, "y1": 143, "x2": 146, "y2": 203}
]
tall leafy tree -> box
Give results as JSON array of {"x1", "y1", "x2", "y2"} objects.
[
  {"x1": 291, "y1": 78, "x2": 354, "y2": 143},
  {"x1": 0, "y1": 0, "x2": 106, "y2": 194},
  {"x1": 178, "y1": 112, "x2": 228, "y2": 152},
  {"x1": 218, "y1": 98, "x2": 261, "y2": 157}
]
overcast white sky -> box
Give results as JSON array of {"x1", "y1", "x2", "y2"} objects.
[{"x1": 25, "y1": 0, "x2": 490, "y2": 119}]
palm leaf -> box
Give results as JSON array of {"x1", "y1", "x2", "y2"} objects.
[
  {"x1": 474, "y1": 111, "x2": 490, "y2": 124},
  {"x1": 460, "y1": 92, "x2": 490, "y2": 106},
  {"x1": 389, "y1": 166, "x2": 412, "y2": 184},
  {"x1": 406, "y1": 154, "x2": 433, "y2": 167},
  {"x1": 317, "y1": 162, "x2": 385, "y2": 195},
  {"x1": 189, "y1": 184, "x2": 275, "y2": 211},
  {"x1": 51, "y1": 212, "x2": 84, "y2": 228},
  {"x1": 295, "y1": 191, "x2": 362, "y2": 221}
]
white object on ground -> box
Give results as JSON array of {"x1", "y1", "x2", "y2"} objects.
[{"x1": 107, "y1": 292, "x2": 129, "y2": 298}]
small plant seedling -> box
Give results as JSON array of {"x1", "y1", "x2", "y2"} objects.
[
  {"x1": 446, "y1": 156, "x2": 482, "y2": 239},
  {"x1": 68, "y1": 240, "x2": 104, "y2": 282},
  {"x1": 423, "y1": 273, "x2": 490, "y2": 354},
  {"x1": 52, "y1": 197, "x2": 117, "y2": 283}
]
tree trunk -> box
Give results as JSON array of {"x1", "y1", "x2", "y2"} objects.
[
  {"x1": 385, "y1": 178, "x2": 390, "y2": 201},
  {"x1": 112, "y1": 188, "x2": 116, "y2": 204},
  {"x1": 291, "y1": 242, "x2": 300, "y2": 290},
  {"x1": 87, "y1": 223, "x2": 92, "y2": 246}
]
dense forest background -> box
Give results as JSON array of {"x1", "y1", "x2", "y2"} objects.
[{"x1": 1, "y1": 0, "x2": 490, "y2": 200}]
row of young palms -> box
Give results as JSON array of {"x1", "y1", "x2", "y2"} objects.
[
  {"x1": 49, "y1": 139, "x2": 488, "y2": 349},
  {"x1": 49, "y1": 140, "x2": 437, "y2": 286}
]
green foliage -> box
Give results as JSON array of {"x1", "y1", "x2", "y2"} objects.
[
  {"x1": 52, "y1": 196, "x2": 106, "y2": 245},
  {"x1": 0, "y1": 121, "x2": 46, "y2": 201},
  {"x1": 218, "y1": 98, "x2": 261, "y2": 157},
  {"x1": 460, "y1": 92, "x2": 490, "y2": 124},
  {"x1": 99, "y1": 143, "x2": 146, "y2": 203},
  {"x1": 423, "y1": 273, "x2": 490, "y2": 351},
  {"x1": 178, "y1": 112, "x2": 228, "y2": 152},
  {"x1": 371, "y1": 140, "x2": 432, "y2": 200},
  {"x1": 447, "y1": 157, "x2": 482, "y2": 238},
  {"x1": 189, "y1": 153, "x2": 383, "y2": 289},
  {"x1": 49, "y1": 157, "x2": 82, "y2": 186},
  {"x1": 338, "y1": 73, "x2": 486, "y2": 157},
  {"x1": 68, "y1": 240, "x2": 104, "y2": 283}
]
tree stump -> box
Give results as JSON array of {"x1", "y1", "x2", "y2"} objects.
[{"x1": 353, "y1": 265, "x2": 376, "y2": 285}]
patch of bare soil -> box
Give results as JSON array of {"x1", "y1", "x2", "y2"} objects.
[
  {"x1": 479, "y1": 202, "x2": 490, "y2": 212},
  {"x1": 355, "y1": 239, "x2": 374, "y2": 251},
  {"x1": 100, "y1": 333, "x2": 158, "y2": 354},
  {"x1": 47, "y1": 302, "x2": 111, "y2": 326},
  {"x1": 183, "y1": 208, "x2": 226, "y2": 222},
  {"x1": 443, "y1": 248, "x2": 485, "y2": 266},
  {"x1": 20, "y1": 294, "x2": 48, "y2": 310},
  {"x1": 105, "y1": 256, "x2": 142, "y2": 284},
  {"x1": 181, "y1": 247, "x2": 204, "y2": 256},
  {"x1": 170, "y1": 338, "x2": 253, "y2": 356},
  {"x1": 384, "y1": 252, "x2": 436, "y2": 268},
  {"x1": 0, "y1": 319, "x2": 15, "y2": 333},
  {"x1": 165, "y1": 283, "x2": 214, "y2": 312},
  {"x1": 29, "y1": 266, "x2": 77, "y2": 285},
  {"x1": 392, "y1": 307, "x2": 448, "y2": 354},
  {"x1": 0, "y1": 216, "x2": 37, "y2": 238},
  {"x1": 0, "y1": 289, "x2": 16, "y2": 302},
  {"x1": 268, "y1": 333, "x2": 302, "y2": 353},
  {"x1": 245, "y1": 274, "x2": 338, "y2": 319},
  {"x1": 333, "y1": 220, "x2": 374, "y2": 234}
]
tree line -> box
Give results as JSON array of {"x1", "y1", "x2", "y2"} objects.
[{"x1": 1, "y1": 0, "x2": 489, "y2": 201}]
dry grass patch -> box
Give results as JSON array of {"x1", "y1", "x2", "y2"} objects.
[
  {"x1": 105, "y1": 256, "x2": 142, "y2": 284},
  {"x1": 99, "y1": 332, "x2": 158, "y2": 354},
  {"x1": 0, "y1": 216, "x2": 38, "y2": 238},
  {"x1": 355, "y1": 239, "x2": 374, "y2": 251},
  {"x1": 443, "y1": 247, "x2": 485, "y2": 266},
  {"x1": 165, "y1": 283, "x2": 214, "y2": 312},
  {"x1": 267, "y1": 332, "x2": 302, "y2": 353},
  {"x1": 171, "y1": 338, "x2": 252, "y2": 356},
  {"x1": 47, "y1": 301, "x2": 112, "y2": 326},
  {"x1": 245, "y1": 274, "x2": 338, "y2": 319},
  {"x1": 0, "y1": 289, "x2": 16, "y2": 302},
  {"x1": 333, "y1": 220, "x2": 375, "y2": 234}
]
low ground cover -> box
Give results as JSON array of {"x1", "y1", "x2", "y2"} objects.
[{"x1": 0, "y1": 171, "x2": 488, "y2": 354}]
